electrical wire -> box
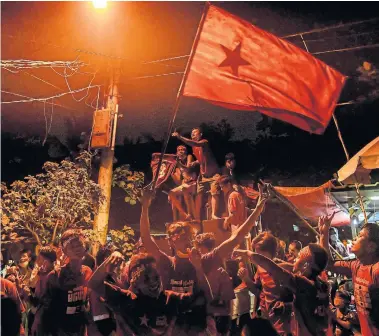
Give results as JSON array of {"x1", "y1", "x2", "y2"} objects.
[
  {"x1": 1, "y1": 59, "x2": 85, "y2": 70},
  {"x1": 312, "y1": 43, "x2": 379, "y2": 55},
  {"x1": 1, "y1": 90, "x2": 81, "y2": 111},
  {"x1": 303, "y1": 29, "x2": 379, "y2": 43},
  {"x1": 1, "y1": 85, "x2": 102, "y2": 104},
  {"x1": 127, "y1": 71, "x2": 185, "y2": 80},
  {"x1": 23, "y1": 72, "x2": 64, "y2": 91},
  {"x1": 282, "y1": 17, "x2": 379, "y2": 38}
]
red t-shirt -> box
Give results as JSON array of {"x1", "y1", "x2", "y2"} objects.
[
  {"x1": 228, "y1": 191, "x2": 247, "y2": 231},
  {"x1": 1, "y1": 277, "x2": 24, "y2": 313},
  {"x1": 192, "y1": 140, "x2": 219, "y2": 178},
  {"x1": 335, "y1": 260, "x2": 379, "y2": 336},
  {"x1": 254, "y1": 264, "x2": 293, "y2": 334}
]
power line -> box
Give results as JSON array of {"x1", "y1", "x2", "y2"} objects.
[
  {"x1": 1, "y1": 59, "x2": 86, "y2": 70},
  {"x1": 23, "y1": 72, "x2": 64, "y2": 91},
  {"x1": 303, "y1": 29, "x2": 379, "y2": 43},
  {"x1": 1, "y1": 90, "x2": 82, "y2": 111},
  {"x1": 127, "y1": 71, "x2": 185, "y2": 80},
  {"x1": 1, "y1": 85, "x2": 102, "y2": 104},
  {"x1": 312, "y1": 43, "x2": 379, "y2": 55},
  {"x1": 282, "y1": 17, "x2": 379, "y2": 38}
]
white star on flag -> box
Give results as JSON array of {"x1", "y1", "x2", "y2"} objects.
[{"x1": 140, "y1": 314, "x2": 149, "y2": 327}]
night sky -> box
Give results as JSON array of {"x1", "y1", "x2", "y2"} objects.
[
  {"x1": 2, "y1": 1, "x2": 378, "y2": 143},
  {"x1": 1, "y1": 1, "x2": 379, "y2": 233}
]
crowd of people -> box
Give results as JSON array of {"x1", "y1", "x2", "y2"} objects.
[{"x1": 1, "y1": 127, "x2": 379, "y2": 336}]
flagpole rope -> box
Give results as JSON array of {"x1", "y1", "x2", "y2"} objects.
[{"x1": 150, "y1": 2, "x2": 211, "y2": 191}]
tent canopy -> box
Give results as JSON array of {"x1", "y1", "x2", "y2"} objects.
[
  {"x1": 244, "y1": 181, "x2": 351, "y2": 227},
  {"x1": 338, "y1": 136, "x2": 379, "y2": 183}
]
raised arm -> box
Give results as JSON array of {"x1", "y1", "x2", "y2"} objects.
[
  {"x1": 172, "y1": 132, "x2": 208, "y2": 148},
  {"x1": 318, "y1": 213, "x2": 352, "y2": 277},
  {"x1": 140, "y1": 189, "x2": 165, "y2": 261},
  {"x1": 188, "y1": 247, "x2": 213, "y2": 302},
  {"x1": 235, "y1": 251, "x2": 295, "y2": 290},
  {"x1": 216, "y1": 185, "x2": 268, "y2": 259},
  {"x1": 237, "y1": 266, "x2": 261, "y2": 296},
  {"x1": 88, "y1": 252, "x2": 124, "y2": 298}
]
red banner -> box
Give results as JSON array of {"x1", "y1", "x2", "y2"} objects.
[
  {"x1": 150, "y1": 153, "x2": 178, "y2": 189},
  {"x1": 183, "y1": 5, "x2": 346, "y2": 134}
]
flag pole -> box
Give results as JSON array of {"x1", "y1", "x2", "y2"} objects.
[
  {"x1": 332, "y1": 114, "x2": 368, "y2": 224},
  {"x1": 150, "y1": 2, "x2": 211, "y2": 190}
]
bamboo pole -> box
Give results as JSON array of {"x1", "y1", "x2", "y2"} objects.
[
  {"x1": 332, "y1": 114, "x2": 368, "y2": 224},
  {"x1": 150, "y1": 2, "x2": 210, "y2": 190}
]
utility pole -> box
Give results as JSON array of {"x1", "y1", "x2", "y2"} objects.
[{"x1": 93, "y1": 65, "x2": 120, "y2": 244}]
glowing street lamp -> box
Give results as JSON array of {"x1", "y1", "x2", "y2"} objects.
[{"x1": 92, "y1": 0, "x2": 107, "y2": 9}]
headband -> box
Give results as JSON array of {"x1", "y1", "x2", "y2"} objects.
[{"x1": 62, "y1": 236, "x2": 85, "y2": 249}]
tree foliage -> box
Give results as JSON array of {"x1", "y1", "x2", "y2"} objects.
[
  {"x1": 109, "y1": 225, "x2": 135, "y2": 258},
  {"x1": 112, "y1": 164, "x2": 144, "y2": 205},
  {"x1": 1, "y1": 151, "x2": 104, "y2": 246}
]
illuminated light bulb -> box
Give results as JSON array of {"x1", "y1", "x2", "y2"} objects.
[{"x1": 93, "y1": 0, "x2": 107, "y2": 9}]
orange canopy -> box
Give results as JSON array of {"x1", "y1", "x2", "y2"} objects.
[{"x1": 244, "y1": 181, "x2": 351, "y2": 227}]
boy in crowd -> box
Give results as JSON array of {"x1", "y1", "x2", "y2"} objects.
[
  {"x1": 140, "y1": 185, "x2": 268, "y2": 334},
  {"x1": 286, "y1": 240, "x2": 302, "y2": 264},
  {"x1": 319, "y1": 214, "x2": 379, "y2": 336},
  {"x1": 194, "y1": 232, "x2": 235, "y2": 335},
  {"x1": 329, "y1": 227, "x2": 349, "y2": 259},
  {"x1": 39, "y1": 229, "x2": 92, "y2": 336},
  {"x1": 169, "y1": 161, "x2": 200, "y2": 221},
  {"x1": 218, "y1": 175, "x2": 247, "y2": 232},
  {"x1": 237, "y1": 232, "x2": 293, "y2": 336},
  {"x1": 18, "y1": 249, "x2": 33, "y2": 284},
  {"x1": 330, "y1": 289, "x2": 360, "y2": 336},
  {"x1": 221, "y1": 152, "x2": 240, "y2": 185},
  {"x1": 172, "y1": 127, "x2": 220, "y2": 220},
  {"x1": 1, "y1": 277, "x2": 24, "y2": 336},
  {"x1": 29, "y1": 246, "x2": 57, "y2": 336},
  {"x1": 89, "y1": 249, "x2": 211, "y2": 336},
  {"x1": 234, "y1": 241, "x2": 330, "y2": 336},
  {"x1": 89, "y1": 243, "x2": 119, "y2": 336}
]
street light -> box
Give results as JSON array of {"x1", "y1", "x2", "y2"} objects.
[{"x1": 93, "y1": 0, "x2": 107, "y2": 9}]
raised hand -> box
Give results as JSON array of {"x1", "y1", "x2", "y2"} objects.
[
  {"x1": 257, "y1": 182, "x2": 270, "y2": 204},
  {"x1": 172, "y1": 131, "x2": 180, "y2": 138},
  {"x1": 223, "y1": 217, "x2": 232, "y2": 231},
  {"x1": 105, "y1": 251, "x2": 124, "y2": 273},
  {"x1": 188, "y1": 247, "x2": 203, "y2": 271},
  {"x1": 140, "y1": 188, "x2": 155, "y2": 207},
  {"x1": 237, "y1": 267, "x2": 249, "y2": 282},
  {"x1": 318, "y1": 212, "x2": 337, "y2": 236}
]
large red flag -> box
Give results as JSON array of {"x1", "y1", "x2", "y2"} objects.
[{"x1": 183, "y1": 5, "x2": 347, "y2": 134}]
